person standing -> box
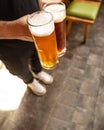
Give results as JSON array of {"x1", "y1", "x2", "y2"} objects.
[{"x1": 0, "y1": 0, "x2": 53, "y2": 96}]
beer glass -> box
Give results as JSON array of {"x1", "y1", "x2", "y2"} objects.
[
  {"x1": 43, "y1": 2, "x2": 66, "y2": 57},
  {"x1": 27, "y1": 11, "x2": 58, "y2": 70}
]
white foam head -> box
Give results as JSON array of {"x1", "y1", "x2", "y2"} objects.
[
  {"x1": 28, "y1": 11, "x2": 54, "y2": 36},
  {"x1": 43, "y1": 2, "x2": 66, "y2": 23}
]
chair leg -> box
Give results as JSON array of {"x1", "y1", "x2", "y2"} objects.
[
  {"x1": 66, "y1": 20, "x2": 72, "y2": 39},
  {"x1": 83, "y1": 23, "x2": 89, "y2": 43}
]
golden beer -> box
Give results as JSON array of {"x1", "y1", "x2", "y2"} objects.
[
  {"x1": 43, "y1": 2, "x2": 66, "y2": 57},
  {"x1": 27, "y1": 11, "x2": 58, "y2": 70}
]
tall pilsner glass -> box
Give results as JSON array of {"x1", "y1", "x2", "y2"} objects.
[
  {"x1": 27, "y1": 11, "x2": 58, "y2": 70},
  {"x1": 43, "y1": 2, "x2": 66, "y2": 57}
]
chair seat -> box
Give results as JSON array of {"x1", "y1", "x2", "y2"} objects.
[{"x1": 66, "y1": 1, "x2": 100, "y2": 20}]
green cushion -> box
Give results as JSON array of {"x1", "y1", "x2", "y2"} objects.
[{"x1": 66, "y1": 1, "x2": 100, "y2": 20}]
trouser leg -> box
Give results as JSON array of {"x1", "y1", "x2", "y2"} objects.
[{"x1": 0, "y1": 40, "x2": 42, "y2": 84}]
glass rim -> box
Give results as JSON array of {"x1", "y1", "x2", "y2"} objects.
[
  {"x1": 27, "y1": 10, "x2": 53, "y2": 27},
  {"x1": 43, "y1": 2, "x2": 65, "y2": 13}
]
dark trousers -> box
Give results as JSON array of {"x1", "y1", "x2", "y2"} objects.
[
  {"x1": 0, "y1": 40, "x2": 41, "y2": 84},
  {"x1": 0, "y1": 0, "x2": 42, "y2": 84}
]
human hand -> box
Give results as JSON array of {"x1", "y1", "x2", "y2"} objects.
[
  {"x1": 0, "y1": 15, "x2": 33, "y2": 42},
  {"x1": 11, "y1": 15, "x2": 33, "y2": 42},
  {"x1": 42, "y1": 0, "x2": 63, "y2": 3}
]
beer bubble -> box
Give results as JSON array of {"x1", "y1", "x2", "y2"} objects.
[
  {"x1": 28, "y1": 11, "x2": 55, "y2": 37},
  {"x1": 43, "y1": 3, "x2": 66, "y2": 23}
]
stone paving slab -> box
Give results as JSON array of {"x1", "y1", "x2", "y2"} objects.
[{"x1": 0, "y1": 1, "x2": 104, "y2": 130}]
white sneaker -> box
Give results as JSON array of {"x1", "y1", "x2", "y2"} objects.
[
  {"x1": 32, "y1": 71, "x2": 53, "y2": 84},
  {"x1": 29, "y1": 65, "x2": 53, "y2": 84},
  {"x1": 28, "y1": 79, "x2": 46, "y2": 96}
]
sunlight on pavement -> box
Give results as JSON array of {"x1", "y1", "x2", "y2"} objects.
[{"x1": 0, "y1": 62, "x2": 27, "y2": 111}]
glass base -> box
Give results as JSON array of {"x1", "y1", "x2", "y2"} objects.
[
  {"x1": 41, "y1": 61, "x2": 59, "y2": 70},
  {"x1": 42, "y1": 65, "x2": 56, "y2": 70},
  {"x1": 58, "y1": 48, "x2": 66, "y2": 57}
]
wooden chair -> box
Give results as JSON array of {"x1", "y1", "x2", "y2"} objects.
[{"x1": 65, "y1": 0, "x2": 101, "y2": 42}]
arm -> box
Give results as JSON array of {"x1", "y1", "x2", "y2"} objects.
[
  {"x1": 38, "y1": 0, "x2": 63, "y2": 8},
  {"x1": 41, "y1": 0, "x2": 63, "y2": 3},
  {"x1": 38, "y1": 0, "x2": 43, "y2": 9},
  {"x1": 0, "y1": 15, "x2": 33, "y2": 42}
]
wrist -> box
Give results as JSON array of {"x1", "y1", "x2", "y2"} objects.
[{"x1": 0, "y1": 20, "x2": 15, "y2": 39}]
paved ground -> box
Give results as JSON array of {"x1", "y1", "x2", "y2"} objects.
[{"x1": 0, "y1": 1, "x2": 104, "y2": 130}]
